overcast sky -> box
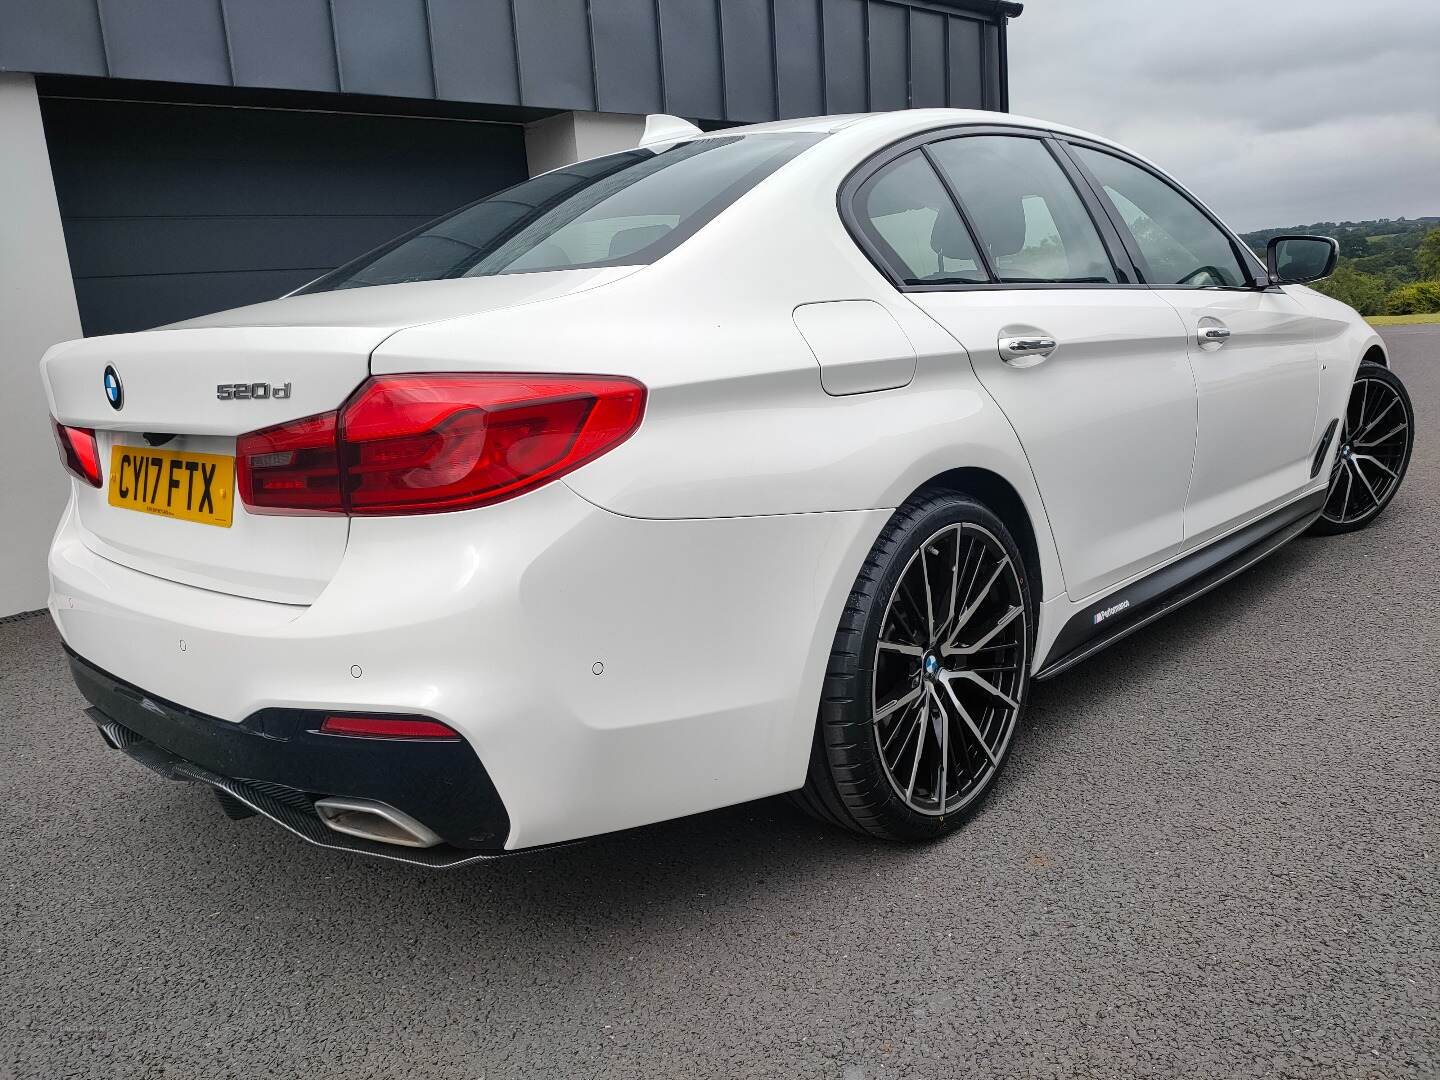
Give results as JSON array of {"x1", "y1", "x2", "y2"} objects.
[{"x1": 1006, "y1": 0, "x2": 1440, "y2": 232}]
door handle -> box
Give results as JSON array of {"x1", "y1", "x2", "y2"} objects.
[
  {"x1": 1199, "y1": 326, "x2": 1231, "y2": 344},
  {"x1": 1000, "y1": 336, "x2": 1057, "y2": 364}
]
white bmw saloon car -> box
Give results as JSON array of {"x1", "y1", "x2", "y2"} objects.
[{"x1": 42, "y1": 110, "x2": 1414, "y2": 866}]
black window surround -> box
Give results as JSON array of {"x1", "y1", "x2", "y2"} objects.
[{"x1": 840, "y1": 123, "x2": 1273, "y2": 294}]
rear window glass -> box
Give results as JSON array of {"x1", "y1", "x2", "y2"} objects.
[{"x1": 300, "y1": 133, "x2": 823, "y2": 293}]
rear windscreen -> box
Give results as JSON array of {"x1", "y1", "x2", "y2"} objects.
[{"x1": 299, "y1": 133, "x2": 824, "y2": 293}]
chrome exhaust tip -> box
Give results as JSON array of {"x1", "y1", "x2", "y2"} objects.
[{"x1": 313, "y1": 796, "x2": 443, "y2": 849}]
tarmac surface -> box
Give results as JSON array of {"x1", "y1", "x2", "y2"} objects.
[{"x1": 2, "y1": 326, "x2": 1436, "y2": 1079}]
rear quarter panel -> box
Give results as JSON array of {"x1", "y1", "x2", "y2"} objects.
[{"x1": 372, "y1": 131, "x2": 1065, "y2": 603}]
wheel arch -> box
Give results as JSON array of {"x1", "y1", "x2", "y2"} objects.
[
  {"x1": 908, "y1": 467, "x2": 1045, "y2": 603},
  {"x1": 1362, "y1": 343, "x2": 1388, "y2": 369}
]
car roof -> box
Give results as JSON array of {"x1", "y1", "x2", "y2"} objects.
[{"x1": 703, "y1": 109, "x2": 1140, "y2": 161}]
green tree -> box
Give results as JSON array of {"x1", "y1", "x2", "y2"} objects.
[
  {"x1": 1416, "y1": 228, "x2": 1440, "y2": 280},
  {"x1": 1383, "y1": 280, "x2": 1440, "y2": 315},
  {"x1": 1315, "y1": 264, "x2": 1389, "y2": 315}
]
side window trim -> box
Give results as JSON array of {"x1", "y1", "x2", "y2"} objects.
[
  {"x1": 1042, "y1": 137, "x2": 1143, "y2": 285},
  {"x1": 838, "y1": 123, "x2": 1146, "y2": 294},
  {"x1": 1056, "y1": 138, "x2": 1267, "y2": 291},
  {"x1": 918, "y1": 144, "x2": 999, "y2": 282}
]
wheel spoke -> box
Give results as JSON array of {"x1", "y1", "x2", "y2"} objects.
[
  {"x1": 920, "y1": 544, "x2": 936, "y2": 641},
  {"x1": 945, "y1": 532, "x2": 962, "y2": 641},
  {"x1": 935, "y1": 534, "x2": 978, "y2": 645},
  {"x1": 938, "y1": 679, "x2": 998, "y2": 766},
  {"x1": 943, "y1": 603, "x2": 1022, "y2": 658},
  {"x1": 937, "y1": 686, "x2": 949, "y2": 812},
  {"x1": 1355, "y1": 421, "x2": 1405, "y2": 449},
  {"x1": 943, "y1": 559, "x2": 1010, "y2": 650},
  {"x1": 889, "y1": 585, "x2": 927, "y2": 646},
  {"x1": 1352, "y1": 394, "x2": 1397, "y2": 443},
  {"x1": 945, "y1": 669, "x2": 1019, "y2": 710},
  {"x1": 882, "y1": 697, "x2": 924, "y2": 756},
  {"x1": 878, "y1": 640, "x2": 924, "y2": 657},
  {"x1": 875, "y1": 685, "x2": 922, "y2": 723},
  {"x1": 1351, "y1": 453, "x2": 1398, "y2": 481},
  {"x1": 1351, "y1": 456, "x2": 1382, "y2": 509},
  {"x1": 906, "y1": 695, "x2": 930, "y2": 801}
]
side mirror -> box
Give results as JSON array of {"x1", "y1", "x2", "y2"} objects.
[{"x1": 1267, "y1": 235, "x2": 1339, "y2": 285}]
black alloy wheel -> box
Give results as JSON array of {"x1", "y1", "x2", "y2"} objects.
[
  {"x1": 796, "y1": 492, "x2": 1032, "y2": 841},
  {"x1": 1312, "y1": 362, "x2": 1414, "y2": 535}
]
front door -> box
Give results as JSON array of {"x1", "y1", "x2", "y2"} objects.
[{"x1": 1065, "y1": 145, "x2": 1321, "y2": 546}]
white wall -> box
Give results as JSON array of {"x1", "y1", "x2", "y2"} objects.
[
  {"x1": 524, "y1": 111, "x2": 645, "y2": 176},
  {"x1": 0, "y1": 74, "x2": 83, "y2": 616}
]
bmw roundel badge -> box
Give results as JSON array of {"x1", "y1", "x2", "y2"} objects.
[{"x1": 103, "y1": 365, "x2": 123, "y2": 410}]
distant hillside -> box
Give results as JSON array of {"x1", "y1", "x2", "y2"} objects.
[{"x1": 1239, "y1": 217, "x2": 1440, "y2": 316}]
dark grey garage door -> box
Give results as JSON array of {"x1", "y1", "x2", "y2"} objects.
[{"x1": 41, "y1": 98, "x2": 528, "y2": 336}]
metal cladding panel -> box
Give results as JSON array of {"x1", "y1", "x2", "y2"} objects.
[
  {"x1": 512, "y1": 0, "x2": 596, "y2": 111},
  {"x1": 426, "y1": 0, "x2": 520, "y2": 104},
  {"x1": 947, "y1": 14, "x2": 985, "y2": 110},
  {"x1": 100, "y1": 0, "x2": 231, "y2": 85},
  {"x1": 3, "y1": 0, "x2": 1012, "y2": 123},
  {"x1": 330, "y1": 0, "x2": 434, "y2": 98},
  {"x1": 719, "y1": 0, "x2": 777, "y2": 122},
  {"x1": 773, "y1": 0, "x2": 824, "y2": 118},
  {"x1": 867, "y1": 2, "x2": 908, "y2": 112},
  {"x1": 822, "y1": 0, "x2": 868, "y2": 112},
  {"x1": 42, "y1": 97, "x2": 527, "y2": 336},
  {"x1": 592, "y1": 0, "x2": 664, "y2": 115},
  {"x1": 909, "y1": 10, "x2": 947, "y2": 108},
  {"x1": 223, "y1": 0, "x2": 339, "y2": 92},
  {"x1": 656, "y1": 0, "x2": 725, "y2": 119},
  {"x1": 0, "y1": 0, "x2": 106, "y2": 76},
  {"x1": 983, "y1": 14, "x2": 1005, "y2": 108}
]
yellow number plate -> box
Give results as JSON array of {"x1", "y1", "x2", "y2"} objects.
[{"x1": 108, "y1": 445, "x2": 235, "y2": 528}]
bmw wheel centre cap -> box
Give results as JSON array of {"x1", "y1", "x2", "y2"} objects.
[{"x1": 103, "y1": 365, "x2": 123, "y2": 410}]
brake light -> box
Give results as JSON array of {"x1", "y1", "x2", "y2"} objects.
[
  {"x1": 320, "y1": 714, "x2": 460, "y2": 739},
  {"x1": 236, "y1": 411, "x2": 342, "y2": 512},
  {"x1": 236, "y1": 374, "x2": 645, "y2": 515},
  {"x1": 52, "y1": 420, "x2": 102, "y2": 488}
]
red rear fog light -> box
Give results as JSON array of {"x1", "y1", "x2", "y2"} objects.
[{"x1": 320, "y1": 714, "x2": 461, "y2": 740}]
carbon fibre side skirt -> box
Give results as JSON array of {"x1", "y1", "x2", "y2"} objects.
[{"x1": 1034, "y1": 489, "x2": 1327, "y2": 681}]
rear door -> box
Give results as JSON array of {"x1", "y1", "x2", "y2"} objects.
[
  {"x1": 1064, "y1": 144, "x2": 1321, "y2": 546},
  {"x1": 857, "y1": 131, "x2": 1198, "y2": 601}
]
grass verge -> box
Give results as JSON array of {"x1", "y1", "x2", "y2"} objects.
[{"x1": 1367, "y1": 313, "x2": 1440, "y2": 326}]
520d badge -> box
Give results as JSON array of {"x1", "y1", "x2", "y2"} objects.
[{"x1": 217, "y1": 381, "x2": 292, "y2": 401}]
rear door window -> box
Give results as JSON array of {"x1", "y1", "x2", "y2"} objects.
[{"x1": 926, "y1": 135, "x2": 1119, "y2": 285}]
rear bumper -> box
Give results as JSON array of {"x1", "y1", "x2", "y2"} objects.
[
  {"x1": 49, "y1": 483, "x2": 888, "y2": 850},
  {"x1": 70, "y1": 648, "x2": 511, "y2": 865}
]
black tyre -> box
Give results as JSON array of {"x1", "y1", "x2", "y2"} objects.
[
  {"x1": 1310, "y1": 362, "x2": 1414, "y2": 536},
  {"x1": 795, "y1": 491, "x2": 1033, "y2": 841}
]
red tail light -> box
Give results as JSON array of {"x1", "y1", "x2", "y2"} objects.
[
  {"x1": 320, "y1": 714, "x2": 460, "y2": 739},
  {"x1": 237, "y1": 374, "x2": 645, "y2": 515},
  {"x1": 236, "y1": 411, "x2": 342, "y2": 512},
  {"x1": 52, "y1": 420, "x2": 103, "y2": 488}
]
